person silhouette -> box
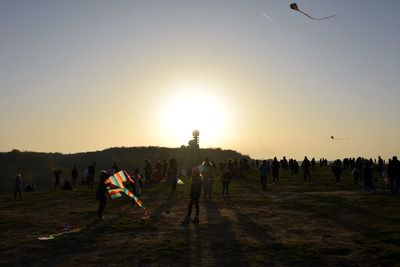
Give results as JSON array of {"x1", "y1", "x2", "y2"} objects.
[
  {"x1": 302, "y1": 157, "x2": 312, "y2": 181},
  {"x1": 259, "y1": 160, "x2": 270, "y2": 190},
  {"x1": 54, "y1": 170, "x2": 62, "y2": 188},
  {"x1": 168, "y1": 158, "x2": 178, "y2": 191},
  {"x1": 332, "y1": 159, "x2": 343, "y2": 186},
  {"x1": 271, "y1": 157, "x2": 280, "y2": 184},
  {"x1": 202, "y1": 158, "x2": 215, "y2": 200},
  {"x1": 388, "y1": 156, "x2": 400, "y2": 194},
  {"x1": 14, "y1": 174, "x2": 23, "y2": 199},
  {"x1": 96, "y1": 171, "x2": 109, "y2": 220},
  {"x1": 71, "y1": 166, "x2": 78, "y2": 188},
  {"x1": 112, "y1": 162, "x2": 119, "y2": 173},
  {"x1": 87, "y1": 163, "x2": 96, "y2": 190},
  {"x1": 182, "y1": 166, "x2": 203, "y2": 224},
  {"x1": 221, "y1": 164, "x2": 232, "y2": 196}
]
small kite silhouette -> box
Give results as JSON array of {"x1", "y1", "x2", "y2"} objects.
[
  {"x1": 331, "y1": 136, "x2": 350, "y2": 140},
  {"x1": 290, "y1": 3, "x2": 337, "y2": 20}
]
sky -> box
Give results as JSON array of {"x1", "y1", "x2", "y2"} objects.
[{"x1": 1, "y1": 0, "x2": 399, "y2": 160}]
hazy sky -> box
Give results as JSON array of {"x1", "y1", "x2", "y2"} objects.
[{"x1": 1, "y1": 0, "x2": 399, "y2": 160}]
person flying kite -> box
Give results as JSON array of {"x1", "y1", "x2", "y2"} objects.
[
  {"x1": 290, "y1": 3, "x2": 337, "y2": 20},
  {"x1": 105, "y1": 170, "x2": 145, "y2": 208},
  {"x1": 105, "y1": 170, "x2": 149, "y2": 220}
]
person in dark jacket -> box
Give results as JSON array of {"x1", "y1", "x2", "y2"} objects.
[
  {"x1": 168, "y1": 158, "x2": 178, "y2": 191},
  {"x1": 202, "y1": 158, "x2": 214, "y2": 199},
  {"x1": 96, "y1": 171, "x2": 109, "y2": 220},
  {"x1": 112, "y1": 162, "x2": 119, "y2": 173},
  {"x1": 332, "y1": 159, "x2": 343, "y2": 186},
  {"x1": 271, "y1": 157, "x2": 280, "y2": 184},
  {"x1": 87, "y1": 163, "x2": 96, "y2": 190},
  {"x1": 302, "y1": 157, "x2": 312, "y2": 181},
  {"x1": 362, "y1": 160, "x2": 377, "y2": 192},
  {"x1": 221, "y1": 165, "x2": 232, "y2": 197},
  {"x1": 14, "y1": 174, "x2": 23, "y2": 199},
  {"x1": 388, "y1": 156, "x2": 400, "y2": 195},
  {"x1": 71, "y1": 166, "x2": 79, "y2": 188},
  {"x1": 182, "y1": 166, "x2": 203, "y2": 224},
  {"x1": 54, "y1": 170, "x2": 62, "y2": 188},
  {"x1": 259, "y1": 160, "x2": 270, "y2": 190}
]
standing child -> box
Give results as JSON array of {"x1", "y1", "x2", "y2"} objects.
[{"x1": 182, "y1": 167, "x2": 203, "y2": 224}]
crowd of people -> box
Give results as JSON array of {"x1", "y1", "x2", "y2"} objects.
[{"x1": 12, "y1": 155, "x2": 400, "y2": 224}]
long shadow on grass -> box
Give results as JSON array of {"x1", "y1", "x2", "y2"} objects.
[
  {"x1": 20, "y1": 183, "x2": 172, "y2": 267},
  {"x1": 23, "y1": 215, "x2": 124, "y2": 266},
  {"x1": 225, "y1": 197, "x2": 323, "y2": 266},
  {"x1": 203, "y1": 200, "x2": 249, "y2": 266},
  {"x1": 194, "y1": 226, "x2": 203, "y2": 267},
  {"x1": 149, "y1": 191, "x2": 184, "y2": 221},
  {"x1": 278, "y1": 193, "x2": 400, "y2": 261},
  {"x1": 181, "y1": 217, "x2": 204, "y2": 267}
]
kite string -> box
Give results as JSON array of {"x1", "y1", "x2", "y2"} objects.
[{"x1": 299, "y1": 10, "x2": 337, "y2": 20}]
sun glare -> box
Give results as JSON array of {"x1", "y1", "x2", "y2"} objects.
[{"x1": 161, "y1": 84, "x2": 228, "y2": 147}]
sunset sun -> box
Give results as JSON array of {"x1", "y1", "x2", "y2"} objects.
[{"x1": 161, "y1": 83, "x2": 228, "y2": 147}]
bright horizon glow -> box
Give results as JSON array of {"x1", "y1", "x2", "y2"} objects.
[{"x1": 160, "y1": 83, "x2": 230, "y2": 148}]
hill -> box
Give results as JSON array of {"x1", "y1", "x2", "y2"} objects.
[{"x1": 0, "y1": 147, "x2": 249, "y2": 194}]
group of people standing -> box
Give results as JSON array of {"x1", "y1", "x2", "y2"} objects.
[
  {"x1": 259, "y1": 156, "x2": 313, "y2": 190},
  {"x1": 13, "y1": 174, "x2": 37, "y2": 200},
  {"x1": 183, "y1": 157, "x2": 236, "y2": 224},
  {"x1": 257, "y1": 155, "x2": 400, "y2": 194},
  {"x1": 330, "y1": 156, "x2": 400, "y2": 193}
]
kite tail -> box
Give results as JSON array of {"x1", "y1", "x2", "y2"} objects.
[
  {"x1": 299, "y1": 10, "x2": 337, "y2": 20},
  {"x1": 313, "y1": 14, "x2": 338, "y2": 20},
  {"x1": 132, "y1": 194, "x2": 145, "y2": 209}
]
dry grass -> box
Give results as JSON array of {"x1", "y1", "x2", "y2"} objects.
[{"x1": 1, "y1": 167, "x2": 400, "y2": 266}]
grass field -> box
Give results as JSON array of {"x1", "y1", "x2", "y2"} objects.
[{"x1": 1, "y1": 167, "x2": 400, "y2": 266}]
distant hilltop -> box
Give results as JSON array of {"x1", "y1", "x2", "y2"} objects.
[{"x1": 0, "y1": 146, "x2": 249, "y2": 193}]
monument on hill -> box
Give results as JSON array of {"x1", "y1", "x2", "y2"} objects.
[
  {"x1": 188, "y1": 129, "x2": 200, "y2": 149},
  {"x1": 188, "y1": 130, "x2": 201, "y2": 167}
]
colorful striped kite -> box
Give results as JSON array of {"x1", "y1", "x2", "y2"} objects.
[{"x1": 105, "y1": 170, "x2": 145, "y2": 209}]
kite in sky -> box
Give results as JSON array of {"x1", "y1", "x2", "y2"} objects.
[
  {"x1": 290, "y1": 3, "x2": 337, "y2": 20},
  {"x1": 331, "y1": 136, "x2": 350, "y2": 140},
  {"x1": 105, "y1": 170, "x2": 145, "y2": 209}
]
